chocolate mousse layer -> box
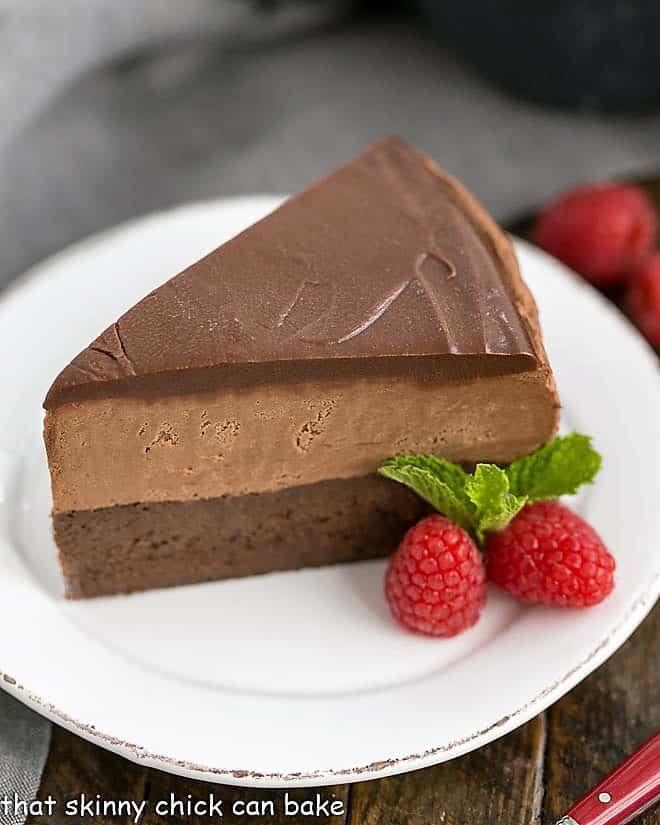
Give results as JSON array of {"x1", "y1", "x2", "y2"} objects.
[
  {"x1": 45, "y1": 362, "x2": 557, "y2": 514},
  {"x1": 44, "y1": 137, "x2": 560, "y2": 598}
]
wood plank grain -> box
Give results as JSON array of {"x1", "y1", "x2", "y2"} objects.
[
  {"x1": 142, "y1": 769, "x2": 350, "y2": 825},
  {"x1": 26, "y1": 725, "x2": 147, "y2": 825},
  {"x1": 543, "y1": 603, "x2": 660, "y2": 825},
  {"x1": 349, "y1": 715, "x2": 546, "y2": 825}
]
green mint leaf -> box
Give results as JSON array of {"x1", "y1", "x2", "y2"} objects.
[
  {"x1": 506, "y1": 433, "x2": 602, "y2": 501},
  {"x1": 378, "y1": 455, "x2": 474, "y2": 533},
  {"x1": 464, "y1": 464, "x2": 527, "y2": 542},
  {"x1": 378, "y1": 433, "x2": 602, "y2": 544}
]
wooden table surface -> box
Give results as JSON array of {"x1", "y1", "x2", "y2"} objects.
[{"x1": 25, "y1": 189, "x2": 660, "y2": 825}]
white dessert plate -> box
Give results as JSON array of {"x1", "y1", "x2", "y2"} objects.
[{"x1": 1, "y1": 196, "x2": 659, "y2": 788}]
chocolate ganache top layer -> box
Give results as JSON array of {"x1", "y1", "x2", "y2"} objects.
[{"x1": 45, "y1": 137, "x2": 540, "y2": 409}]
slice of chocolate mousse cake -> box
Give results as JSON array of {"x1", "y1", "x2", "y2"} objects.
[{"x1": 44, "y1": 137, "x2": 560, "y2": 598}]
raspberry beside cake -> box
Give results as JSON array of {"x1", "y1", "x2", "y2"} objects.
[{"x1": 43, "y1": 137, "x2": 560, "y2": 598}]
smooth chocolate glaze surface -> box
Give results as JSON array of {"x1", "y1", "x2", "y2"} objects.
[{"x1": 45, "y1": 137, "x2": 538, "y2": 409}]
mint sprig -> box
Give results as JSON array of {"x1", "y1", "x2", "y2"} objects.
[
  {"x1": 465, "y1": 464, "x2": 527, "y2": 542},
  {"x1": 379, "y1": 455, "x2": 474, "y2": 533},
  {"x1": 378, "y1": 433, "x2": 601, "y2": 543},
  {"x1": 505, "y1": 432, "x2": 602, "y2": 501}
]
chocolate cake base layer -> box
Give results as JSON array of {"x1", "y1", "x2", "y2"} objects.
[{"x1": 54, "y1": 474, "x2": 428, "y2": 599}]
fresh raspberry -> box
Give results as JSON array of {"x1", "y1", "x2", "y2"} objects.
[
  {"x1": 486, "y1": 501, "x2": 615, "y2": 607},
  {"x1": 626, "y1": 252, "x2": 660, "y2": 346},
  {"x1": 533, "y1": 183, "x2": 656, "y2": 287},
  {"x1": 385, "y1": 514, "x2": 487, "y2": 637}
]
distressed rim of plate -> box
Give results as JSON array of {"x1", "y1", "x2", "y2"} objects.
[
  {"x1": 0, "y1": 202, "x2": 658, "y2": 787},
  {"x1": 1, "y1": 569, "x2": 657, "y2": 786}
]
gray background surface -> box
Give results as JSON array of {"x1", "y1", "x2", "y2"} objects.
[
  {"x1": 3, "y1": 2, "x2": 660, "y2": 289},
  {"x1": 2, "y1": 0, "x2": 660, "y2": 816}
]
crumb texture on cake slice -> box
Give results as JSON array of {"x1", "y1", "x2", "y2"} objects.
[{"x1": 54, "y1": 475, "x2": 428, "y2": 599}]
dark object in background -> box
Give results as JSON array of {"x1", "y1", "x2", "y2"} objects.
[{"x1": 413, "y1": 0, "x2": 660, "y2": 112}]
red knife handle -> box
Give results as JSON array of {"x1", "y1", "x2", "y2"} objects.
[{"x1": 565, "y1": 731, "x2": 660, "y2": 825}]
